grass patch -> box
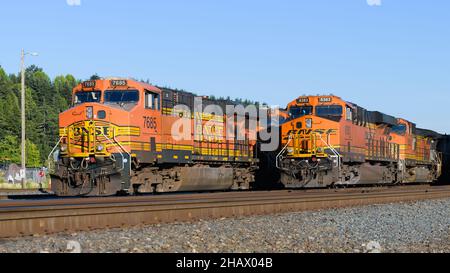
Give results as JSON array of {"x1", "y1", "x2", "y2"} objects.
[{"x1": 0, "y1": 180, "x2": 49, "y2": 190}]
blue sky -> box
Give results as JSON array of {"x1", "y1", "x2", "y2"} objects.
[{"x1": 0, "y1": 0, "x2": 449, "y2": 133}]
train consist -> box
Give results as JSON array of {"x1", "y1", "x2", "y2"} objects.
[{"x1": 50, "y1": 79, "x2": 443, "y2": 196}]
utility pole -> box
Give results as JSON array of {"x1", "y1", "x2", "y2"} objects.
[
  {"x1": 20, "y1": 49, "x2": 26, "y2": 189},
  {"x1": 20, "y1": 49, "x2": 38, "y2": 189}
]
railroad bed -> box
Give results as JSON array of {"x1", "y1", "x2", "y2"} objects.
[{"x1": 1, "y1": 185, "x2": 450, "y2": 238}]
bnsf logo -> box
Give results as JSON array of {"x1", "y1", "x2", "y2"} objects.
[
  {"x1": 284, "y1": 129, "x2": 337, "y2": 140},
  {"x1": 73, "y1": 127, "x2": 111, "y2": 137}
]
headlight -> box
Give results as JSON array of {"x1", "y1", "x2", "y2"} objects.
[
  {"x1": 306, "y1": 118, "x2": 312, "y2": 128},
  {"x1": 287, "y1": 148, "x2": 294, "y2": 154},
  {"x1": 60, "y1": 144, "x2": 67, "y2": 152},
  {"x1": 86, "y1": 106, "x2": 94, "y2": 119},
  {"x1": 97, "y1": 145, "x2": 104, "y2": 152}
]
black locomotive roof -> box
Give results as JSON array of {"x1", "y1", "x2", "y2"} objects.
[
  {"x1": 368, "y1": 111, "x2": 398, "y2": 127},
  {"x1": 157, "y1": 85, "x2": 263, "y2": 110},
  {"x1": 349, "y1": 101, "x2": 398, "y2": 127},
  {"x1": 416, "y1": 128, "x2": 442, "y2": 139}
]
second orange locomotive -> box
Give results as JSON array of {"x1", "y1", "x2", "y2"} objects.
[{"x1": 277, "y1": 95, "x2": 442, "y2": 188}]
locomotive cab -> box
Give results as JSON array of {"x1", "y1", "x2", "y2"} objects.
[
  {"x1": 281, "y1": 96, "x2": 344, "y2": 157},
  {"x1": 278, "y1": 96, "x2": 344, "y2": 188}
]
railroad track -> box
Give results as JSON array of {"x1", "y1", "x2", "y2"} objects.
[{"x1": 1, "y1": 185, "x2": 450, "y2": 238}]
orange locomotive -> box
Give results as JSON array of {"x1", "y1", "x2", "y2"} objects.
[
  {"x1": 277, "y1": 95, "x2": 442, "y2": 188},
  {"x1": 50, "y1": 79, "x2": 258, "y2": 196}
]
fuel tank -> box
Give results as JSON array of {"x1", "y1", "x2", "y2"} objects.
[{"x1": 177, "y1": 166, "x2": 234, "y2": 191}]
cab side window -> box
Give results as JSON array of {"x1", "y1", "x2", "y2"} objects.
[
  {"x1": 346, "y1": 107, "x2": 352, "y2": 121},
  {"x1": 145, "y1": 91, "x2": 160, "y2": 110}
]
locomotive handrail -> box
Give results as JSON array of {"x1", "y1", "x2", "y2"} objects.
[
  {"x1": 100, "y1": 132, "x2": 124, "y2": 172},
  {"x1": 113, "y1": 133, "x2": 132, "y2": 162},
  {"x1": 317, "y1": 133, "x2": 341, "y2": 169},
  {"x1": 47, "y1": 127, "x2": 68, "y2": 171},
  {"x1": 47, "y1": 137, "x2": 64, "y2": 163},
  {"x1": 276, "y1": 134, "x2": 293, "y2": 169},
  {"x1": 98, "y1": 126, "x2": 131, "y2": 173},
  {"x1": 398, "y1": 159, "x2": 406, "y2": 183},
  {"x1": 431, "y1": 150, "x2": 443, "y2": 177}
]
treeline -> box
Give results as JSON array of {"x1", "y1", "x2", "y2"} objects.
[
  {"x1": 209, "y1": 95, "x2": 268, "y2": 107},
  {"x1": 0, "y1": 65, "x2": 78, "y2": 167}
]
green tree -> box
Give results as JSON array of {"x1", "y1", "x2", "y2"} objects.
[
  {"x1": 0, "y1": 137, "x2": 41, "y2": 167},
  {"x1": 0, "y1": 136, "x2": 20, "y2": 163},
  {"x1": 54, "y1": 74, "x2": 78, "y2": 104},
  {"x1": 26, "y1": 69, "x2": 52, "y2": 105},
  {"x1": 9, "y1": 66, "x2": 71, "y2": 162},
  {"x1": 0, "y1": 66, "x2": 11, "y2": 97},
  {"x1": 24, "y1": 87, "x2": 42, "y2": 148},
  {"x1": 0, "y1": 92, "x2": 21, "y2": 138},
  {"x1": 26, "y1": 140, "x2": 41, "y2": 167},
  {"x1": 0, "y1": 66, "x2": 73, "y2": 165},
  {"x1": 90, "y1": 74, "x2": 100, "y2": 80}
]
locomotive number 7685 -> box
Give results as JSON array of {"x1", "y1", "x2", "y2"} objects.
[{"x1": 143, "y1": 116, "x2": 157, "y2": 130}]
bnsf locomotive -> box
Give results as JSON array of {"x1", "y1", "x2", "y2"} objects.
[
  {"x1": 50, "y1": 79, "x2": 258, "y2": 196},
  {"x1": 277, "y1": 95, "x2": 443, "y2": 188},
  {"x1": 50, "y1": 79, "x2": 443, "y2": 197}
]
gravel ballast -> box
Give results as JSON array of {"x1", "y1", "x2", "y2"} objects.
[{"x1": 1, "y1": 198, "x2": 449, "y2": 253}]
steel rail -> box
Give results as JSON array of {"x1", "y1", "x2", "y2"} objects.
[
  {"x1": 0, "y1": 184, "x2": 434, "y2": 205},
  {"x1": 1, "y1": 185, "x2": 450, "y2": 238}
]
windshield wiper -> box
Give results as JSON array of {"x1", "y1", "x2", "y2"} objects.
[{"x1": 115, "y1": 92, "x2": 124, "y2": 105}]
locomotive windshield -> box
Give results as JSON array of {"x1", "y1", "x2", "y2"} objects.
[
  {"x1": 74, "y1": 91, "x2": 101, "y2": 105},
  {"x1": 289, "y1": 106, "x2": 313, "y2": 119},
  {"x1": 392, "y1": 124, "x2": 407, "y2": 135},
  {"x1": 104, "y1": 90, "x2": 139, "y2": 104},
  {"x1": 316, "y1": 105, "x2": 343, "y2": 117}
]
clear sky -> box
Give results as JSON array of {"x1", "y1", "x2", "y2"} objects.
[{"x1": 0, "y1": 0, "x2": 449, "y2": 133}]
